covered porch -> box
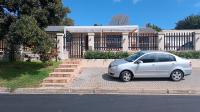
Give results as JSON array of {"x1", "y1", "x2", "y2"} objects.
[{"x1": 52, "y1": 25, "x2": 139, "y2": 59}]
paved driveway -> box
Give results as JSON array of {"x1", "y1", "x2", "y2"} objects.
[{"x1": 67, "y1": 67, "x2": 200, "y2": 91}]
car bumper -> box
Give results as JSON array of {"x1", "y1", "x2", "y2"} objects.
[
  {"x1": 108, "y1": 66, "x2": 120, "y2": 78},
  {"x1": 183, "y1": 68, "x2": 192, "y2": 76}
]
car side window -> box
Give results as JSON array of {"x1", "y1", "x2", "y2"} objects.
[
  {"x1": 139, "y1": 54, "x2": 156, "y2": 63},
  {"x1": 157, "y1": 53, "x2": 176, "y2": 62}
]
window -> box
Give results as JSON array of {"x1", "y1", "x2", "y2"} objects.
[
  {"x1": 157, "y1": 53, "x2": 176, "y2": 62},
  {"x1": 140, "y1": 54, "x2": 156, "y2": 63},
  {"x1": 125, "y1": 51, "x2": 145, "y2": 62},
  {"x1": 106, "y1": 35, "x2": 122, "y2": 49}
]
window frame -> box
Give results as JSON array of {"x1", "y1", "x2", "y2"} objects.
[
  {"x1": 137, "y1": 53, "x2": 157, "y2": 63},
  {"x1": 156, "y1": 53, "x2": 176, "y2": 63}
]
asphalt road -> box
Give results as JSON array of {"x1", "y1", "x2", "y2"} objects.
[{"x1": 0, "y1": 95, "x2": 200, "y2": 112}]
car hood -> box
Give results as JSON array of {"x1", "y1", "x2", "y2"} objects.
[{"x1": 110, "y1": 59, "x2": 128, "y2": 66}]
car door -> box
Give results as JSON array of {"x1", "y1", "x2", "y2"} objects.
[
  {"x1": 155, "y1": 53, "x2": 176, "y2": 77},
  {"x1": 134, "y1": 53, "x2": 157, "y2": 78}
]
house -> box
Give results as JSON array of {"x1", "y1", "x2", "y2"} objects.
[
  {"x1": 46, "y1": 25, "x2": 140, "y2": 59},
  {"x1": 1, "y1": 25, "x2": 200, "y2": 60}
]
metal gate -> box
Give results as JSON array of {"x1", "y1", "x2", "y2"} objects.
[
  {"x1": 64, "y1": 32, "x2": 88, "y2": 58},
  {"x1": 164, "y1": 32, "x2": 195, "y2": 51}
]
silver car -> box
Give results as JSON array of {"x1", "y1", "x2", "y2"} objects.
[{"x1": 108, "y1": 51, "x2": 192, "y2": 82}]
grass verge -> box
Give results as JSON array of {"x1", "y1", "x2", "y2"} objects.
[{"x1": 0, "y1": 61, "x2": 60, "y2": 90}]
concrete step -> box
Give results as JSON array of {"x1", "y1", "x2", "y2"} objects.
[
  {"x1": 63, "y1": 61, "x2": 80, "y2": 65},
  {"x1": 42, "y1": 83, "x2": 66, "y2": 88},
  {"x1": 49, "y1": 72, "x2": 72, "y2": 77},
  {"x1": 43, "y1": 77, "x2": 70, "y2": 83},
  {"x1": 59, "y1": 64, "x2": 78, "y2": 68},
  {"x1": 54, "y1": 68, "x2": 75, "y2": 72}
]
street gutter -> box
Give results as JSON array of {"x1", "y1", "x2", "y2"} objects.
[{"x1": 2, "y1": 88, "x2": 198, "y2": 96}]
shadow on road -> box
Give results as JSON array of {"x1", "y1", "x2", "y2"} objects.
[{"x1": 102, "y1": 73, "x2": 178, "y2": 82}]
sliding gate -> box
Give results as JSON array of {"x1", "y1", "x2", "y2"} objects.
[{"x1": 64, "y1": 32, "x2": 88, "y2": 58}]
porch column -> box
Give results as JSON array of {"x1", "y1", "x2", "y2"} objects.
[
  {"x1": 122, "y1": 32, "x2": 129, "y2": 52},
  {"x1": 158, "y1": 32, "x2": 165, "y2": 51},
  {"x1": 88, "y1": 33, "x2": 95, "y2": 50},
  {"x1": 57, "y1": 33, "x2": 68, "y2": 60},
  {"x1": 195, "y1": 31, "x2": 200, "y2": 51}
]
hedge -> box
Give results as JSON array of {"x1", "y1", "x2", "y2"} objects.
[
  {"x1": 84, "y1": 51, "x2": 200, "y2": 59},
  {"x1": 84, "y1": 51, "x2": 129, "y2": 59},
  {"x1": 170, "y1": 51, "x2": 200, "y2": 59}
]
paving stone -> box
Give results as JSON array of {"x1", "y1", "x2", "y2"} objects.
[{"x1": 67, "y1": 67, "x2": 200, "y2": 92}]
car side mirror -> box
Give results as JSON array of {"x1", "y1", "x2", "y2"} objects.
[{"x1": 136, "y1": 60, "x2": 143, "y2": 64}]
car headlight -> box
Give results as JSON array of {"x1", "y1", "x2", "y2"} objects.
[{"x1": 109, "y1": 64, "x2": 118, "y2": 68}]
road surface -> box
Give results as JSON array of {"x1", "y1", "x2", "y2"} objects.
[{"x1": 0, "y1": 94, "x2": 200, "y2": 112}]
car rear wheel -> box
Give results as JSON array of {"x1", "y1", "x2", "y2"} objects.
[
  {"x1": 120, "y1": 71, "x2": 133, "y2": 82},
  {"x1": 170, "y1": 70, "x2": 184, "y2": 81}
]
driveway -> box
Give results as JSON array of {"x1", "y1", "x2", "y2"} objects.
[{"x1": 67, "y1": 67, "x2": 200, "y2": 92}]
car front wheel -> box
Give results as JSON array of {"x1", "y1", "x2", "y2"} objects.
[
  {"x1": 170, "y1": 70, "x2": 184, "y2": 81},
  {"x1": 120, "y1": 71, "x2": 133, "y2": 82}
]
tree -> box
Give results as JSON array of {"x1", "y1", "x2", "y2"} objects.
[
  {"x1": 175, "y1": 15, "x2": 200, "y2": 29},
  {"x1": 0, "y1": 0, "x2": 73, "y2": 61},
  {"x1": 146, "y1": 23, "x2": 162, "y2": 32},
  {"x1": 109, "y1": 14, "x2": 130, "y2": 25},
  {"x1": 0, "y1": 0, "x2": 73, "y2": 29},
  {"x1": 8, "y1": 16, "x2": 54, "y2": 61}
]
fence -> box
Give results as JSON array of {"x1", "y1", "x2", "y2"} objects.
[
  {"x1": 94, "y1": 32, "x2": 122, "y2": 51},
  {"x1": 129, "y1": 33, "x2": 158, "y2": 50},
  {"x1": 0, "y1": 40, "x2": 6, "y2": 52},
  {"x1": 164, "y1": 32, "x2": 195, "y2": 51}
]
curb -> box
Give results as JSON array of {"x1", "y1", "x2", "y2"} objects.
[
  {"x1": 0, "y1": 87, "x2": 11, "y2": 94},
  {"x1": 13, "y1": 88, "x2": 69, "y2": 94},
  {"x1": 7, "y1": 88, "x2": 200, "y2": 95}
]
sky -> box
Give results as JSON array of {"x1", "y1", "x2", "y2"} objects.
[{"x1": 63, "y1": 0, "x2": 200, "y2": 29}]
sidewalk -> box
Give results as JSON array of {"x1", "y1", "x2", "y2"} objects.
[
  {"x1": 10, "y1": 67, "x2": 200, "y2": 95},
  {"x1": 1, "y1": 59, "x2": 200, "y2": 95}
]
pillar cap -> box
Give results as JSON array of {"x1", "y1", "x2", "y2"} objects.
[
  {"x1": 56, "y1": 33, "x2": 64, "y2": 36},
  {"x1": 122, "y1": 32, "x2": 129, "y2": 35},
  {"x1": 88, "y1": 33, "x2": 95, "y2": 36}
]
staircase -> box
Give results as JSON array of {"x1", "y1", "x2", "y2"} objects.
[{"x1": 41, "y1": 60, "x2": 81, "y2": 88}]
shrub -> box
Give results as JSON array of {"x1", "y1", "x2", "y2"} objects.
[
  {"x1": 170, "y1": 51, "x2": 200, "y2": 59},
  {"x1": 84, "y1": 51, "x2": 129, "y2": 59}
]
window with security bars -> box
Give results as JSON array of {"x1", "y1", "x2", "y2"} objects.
[{"x1": 94, "y1": 33, "x2": 122, "y2": 51}]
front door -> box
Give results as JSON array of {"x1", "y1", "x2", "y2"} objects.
[{"x1": 134, "y1": 53, "x2": 157, "y2": 78}]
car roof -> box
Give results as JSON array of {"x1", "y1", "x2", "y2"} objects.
[{"x1": 141, "y1": 51, "x2": 169, "y2": 54}]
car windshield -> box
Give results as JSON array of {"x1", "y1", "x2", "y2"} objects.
[{"x1": 125, "y1": 51, "x2": 145, "y2": 62}]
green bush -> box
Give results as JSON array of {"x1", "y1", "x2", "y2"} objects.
[
  {"x1": 170, "y1": 51, "x2": 200, "y2": 59},
  {"x1": 84, "y1": 51, "x2": 129, "y2": 59},
  {"x1": 84, "y1": 51, "x2": 200, "y2": 59}
]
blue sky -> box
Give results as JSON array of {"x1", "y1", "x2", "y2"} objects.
[{"x1": 64, "y1": 0, "x2": 200, "y2": 29}]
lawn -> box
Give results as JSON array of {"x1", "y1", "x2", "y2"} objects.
[{"x1": 0, "y1": 61, "x2": 60, "y2": 90}]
